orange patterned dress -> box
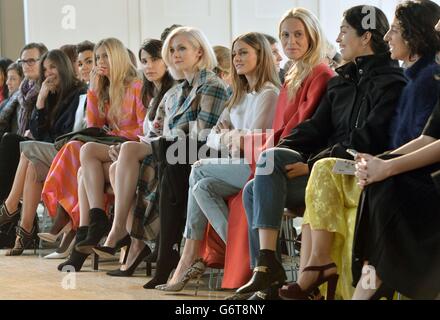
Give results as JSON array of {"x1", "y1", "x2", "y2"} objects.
[{"x1": 41, "y1": 80, "x2": 146, "y2": 229}]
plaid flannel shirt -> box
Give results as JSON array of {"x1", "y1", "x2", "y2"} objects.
[{"x1": 151, "y1": 69, "x2": 228, "y2": 140}]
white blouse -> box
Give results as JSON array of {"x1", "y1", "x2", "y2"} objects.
[{"x1": 206, "y1": 82, "x2": 279, "y2": 151}]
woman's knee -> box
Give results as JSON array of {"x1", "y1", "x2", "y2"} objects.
[
  {"x1": 20, "y1": 151, "x2": 30, "y2": 162},
  {"x1": 242, "y1": 180, "x2": 254, "y2": 218},
  {"x1": 120, "y1": 141, "x2": 139, "y2": 155},
  {"x1": 119, "y1": 141, "x2": 147, "y2": 162},
  {"x1": 189, "y1": 164, "x2": 205, "y2": 187},
  {"x1": 80, "y1": 142, "x2": 100, "y2": 162}
]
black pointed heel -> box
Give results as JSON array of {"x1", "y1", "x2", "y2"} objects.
[
  {"x1": 143, "y1": 250, "x2": 180, "y2": 289},
  {"x1": 93, "y1": 234, "x2": 131, "y2": 259},
  {"x1": 106, "y1": 245, "x2": 151, "y2": 277}
]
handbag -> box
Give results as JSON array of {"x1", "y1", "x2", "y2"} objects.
[{"x1": 54, "y1": 127, "x2": 129, "y2": 151}]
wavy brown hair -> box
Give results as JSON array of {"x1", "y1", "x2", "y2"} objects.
[{"x1": 228, "y1": 32, "x2": 280, "y2": 109}]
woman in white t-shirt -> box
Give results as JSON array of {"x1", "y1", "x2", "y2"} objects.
[{"x1": 157, "y1": 32, "x2": 280, "y2": 292}]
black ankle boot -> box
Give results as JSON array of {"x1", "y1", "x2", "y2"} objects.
[
  {"x1": 75, "y1": 209, "x2": 110, "y2": 254},
  {"x1": 236, "y1": 249, "x2": 286, "y2": 294},
  {"x1": 58, "y1": 226, "x2": 89, "y2": 272},
  {"x1": 143, "y1": 249, "x2": 180, "y2": 289}
]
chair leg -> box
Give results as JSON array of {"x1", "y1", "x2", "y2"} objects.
[
  {"x1": 215, "y1": 269, "x2": 222, "y2": 290},
  {"x1": 146, "y1": 262, "x2": 152, "y2": 277},
  {"x1": 38, "y1": 204, "x2": 49, "y2": 255},
  {"x1": 92, "y1": 252, "x2": 99, "y2": 270},
  {"x1": 208, "y1": 268, "x2": 215, "y2": 290}
]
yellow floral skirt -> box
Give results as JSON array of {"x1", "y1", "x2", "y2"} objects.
[{"x1": 303, "y1": 158, "x2": 361, "y2": 300}]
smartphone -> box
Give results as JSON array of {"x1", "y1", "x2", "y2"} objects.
[{"x1": 346, "y1": 149, "x2": 359, "y2": 158}]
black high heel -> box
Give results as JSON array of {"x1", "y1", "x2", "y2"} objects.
[
  {"x1": 143, "y1": 249, "x2": 180, "y2": 289},
  {"x1": 144, "y1": 245, "x2": 158, "y2": 263},
  {"x1": 92, "y1": 234, "x2": 132, "y2": 259},
  {"x1": 106, "y1": 245, "x2": 151, "y2": 277},
  {"x1": 369, "y1": 283, "x2": 395, "y2": 300},
  {"x1": 278, "y1": 263, "x2": 339, "y2": 300},
  {"x1": 58, "y1": 226, "x2": 90, "y2": 272},
  {"x1": 236, "y1": 252, "x2": 286, "y2": 295}
]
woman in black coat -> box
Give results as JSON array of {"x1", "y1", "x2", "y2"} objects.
[
  {"x1": 354, "y1": 97, "x2": 440, "y2": 300},
  {"x1": 0, "y1": 49, "x2": 86, "y2": 256}
]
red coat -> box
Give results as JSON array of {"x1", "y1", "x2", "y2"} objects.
[{"x1": 199, "y1": 63, "x2": 335, "y2": 288}]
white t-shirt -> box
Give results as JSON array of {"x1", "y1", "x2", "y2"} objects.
[{"x1": 206, "y1": 82, "x2": 279, "y2": 151}]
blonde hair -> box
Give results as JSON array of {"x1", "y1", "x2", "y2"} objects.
[
  {"x1": 279, "y1": 8, "x2": 326, "y2": 100},
  {"x1": 228, "y1": 32, "x2": 280, "y2": 109},
  {"x1": 162, "y1": 26, "x2": 217, "y2": 80},
  {"x1": 213, "y1": 45, "x2": 231, "y2": 76},
  {"x1": 94, "y1": 38, "x2": 138, "y2": 127}
]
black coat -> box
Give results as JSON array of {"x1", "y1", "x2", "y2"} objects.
[
  {"x1": 277, "y1": 53, "x2": 407, "y2": 168},
  {"x1": 29, "y1": 83, "x2": 87, "y2": 142},
  {"x1": 352, "y1": 96, "x2": 440, "y2": 300}
]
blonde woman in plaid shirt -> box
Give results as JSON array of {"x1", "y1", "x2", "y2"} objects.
[{"x1": 99, "y1": 27, "x2": 229, "y2": 284}]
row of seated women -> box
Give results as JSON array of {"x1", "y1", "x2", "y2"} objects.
[{"x1": 0, "y1": 0, "x2": 438, "y2": 301}]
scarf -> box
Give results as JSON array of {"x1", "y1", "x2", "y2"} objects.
[{"x1": 16, "y1": 79, "x2": 40, "y2": 136}]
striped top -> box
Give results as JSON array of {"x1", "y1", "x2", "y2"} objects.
[{"x1": 86, "y1": 79, "x2": 147, "y2": 140}]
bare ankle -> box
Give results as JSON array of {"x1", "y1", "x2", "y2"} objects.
[{"x1": 4, "y1": 199, "x2": 18, "y2": 212}]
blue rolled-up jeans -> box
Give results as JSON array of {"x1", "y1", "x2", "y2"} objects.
[
  {"x1": 243, "y1": 147, "x2": 309, "y2": 268},
  {"x1": 184, "y1": 158, "x2": 251, "y2": 243}
]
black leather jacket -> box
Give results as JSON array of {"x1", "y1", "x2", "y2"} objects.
[{"x1": 277, "y1": 53, "x2": 407, "y2": 169}]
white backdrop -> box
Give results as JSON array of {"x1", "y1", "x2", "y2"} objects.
[{"x1": 23, "y1": 0, "x2": 440, "y2": 63}]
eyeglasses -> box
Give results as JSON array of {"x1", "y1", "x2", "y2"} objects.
[{"x1": 18, "y1": 58, "x2": 40, "y2": 66}]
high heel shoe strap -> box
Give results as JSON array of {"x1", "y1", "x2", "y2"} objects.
[
  {"x1": 303, "y1": 263, "x2": 336, "y2": 272},
  {"x1": 182, "y1": 259, "x2": 206, "y2": 280},
  {"x1": 303, "y1": 263, "x2": 338, "y2": 286}
]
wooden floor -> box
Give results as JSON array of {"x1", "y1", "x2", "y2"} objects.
[{"x1": 0, "y1": 249, "x2": 233, "y2": 300}]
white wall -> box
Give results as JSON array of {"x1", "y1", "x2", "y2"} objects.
[
  {"x1": 23, "y1": 0, "x2": 440, "y2": 62},
  {"x1": 0, "y1": 0, "x2": 25, "y2": 58}
]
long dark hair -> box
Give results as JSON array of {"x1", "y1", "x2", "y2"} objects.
[
  {"x1": 0, "y1": 58, "x2": 13, "y2": 99},
  {"x1": 38, "y1": 49, "x2": 81, "y2": 128},
  {"x1": 344, "y1": 5, "x2": 390, "y2": 54},
  {"x1": 138, "y1": 39, "x2": 174, "y2": 121},
  {"x1": 395, "y1": 0, "x2": 440, "y2": 59}
]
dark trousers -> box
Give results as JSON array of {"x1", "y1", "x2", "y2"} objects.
[
  {"x1": 151, "y1": 136, "x2": 211, "y2": 276},
  {"x1": 0, "y1": 133, "x2": 28, "y2": 202}
]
